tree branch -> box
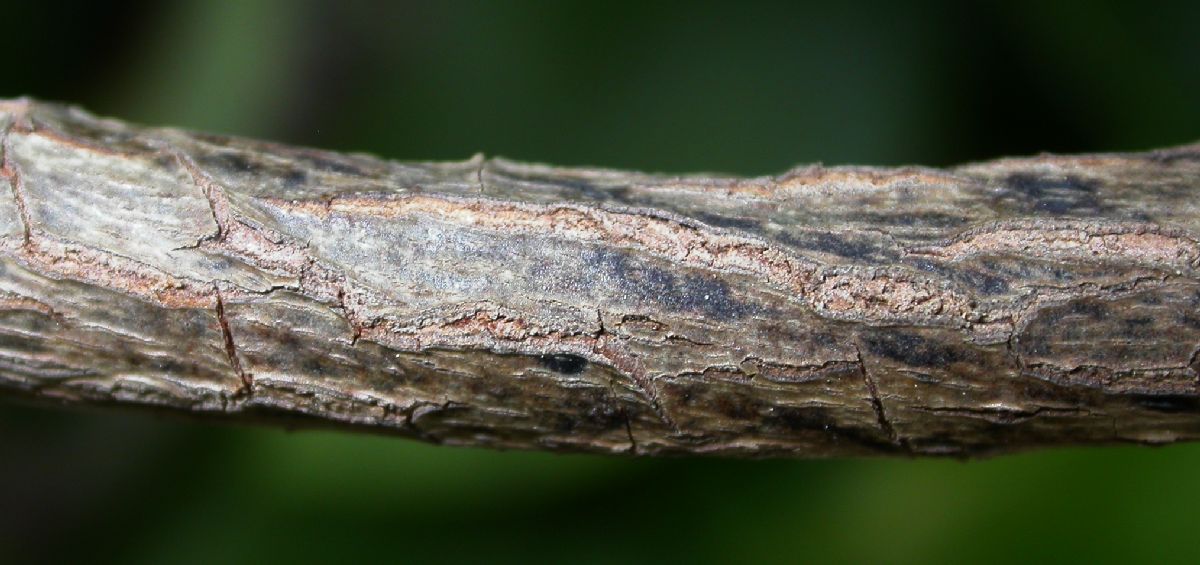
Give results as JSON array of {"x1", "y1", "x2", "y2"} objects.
[{"x1": 2, "y1": 97, "x2": 1199, "y2": 457}]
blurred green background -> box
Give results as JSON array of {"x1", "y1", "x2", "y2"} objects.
[{"x1": 2, "y1": 1, "x2": 1200, "y2": 563}]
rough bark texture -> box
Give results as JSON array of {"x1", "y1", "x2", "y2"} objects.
[{"x1": 2, "y1": 98, "x2": 1200, "y2": 457}]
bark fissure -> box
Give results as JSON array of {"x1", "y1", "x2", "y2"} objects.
[
  {"x1": 3, "y1": 99, "x2": 1200, "y2": 457},
  {"x1": 1, "y1": 120, "x2": 33, "y2": 245},
  {"x1": 856, "y1": 345, "x2": 901, "y2": 448},
  {"x1": 170, "y1": 150, "x2": 226, "y2": 245},
  {"x1": 214, "y1": 288, "x2": 251, "y2": 393}
]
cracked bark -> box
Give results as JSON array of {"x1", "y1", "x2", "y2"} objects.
[{"x1": 2, "y1": 98, "x2": 1200, "y2": 457}]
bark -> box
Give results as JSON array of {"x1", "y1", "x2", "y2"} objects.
[{"x1": 2, "y1": 98, "x2": 1200, "y2": 457}]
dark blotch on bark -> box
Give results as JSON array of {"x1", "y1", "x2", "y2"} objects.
[
  {"x1": 865, "y1": 332, "x2": 965, "y2": 368},
  {"x1": 282, "y1": 168, "x2": 308, "y2": 187},
  {"x1": 1004, "y1": 173, "x2": 1103, "y2": 215},
  {"x1": 589, "y1": 248, "x2": 761, "y2": 320},
  {"x1": 199, "y1": 151, "x2": 261, "y2": 175},
  {"x1": 1129, "y1": 394, "x2": 1200, "y2": 414},
  {"x1": 777, "y1": 231, "x2": 896, "y2": 262},
  {"x1": 539, "y1": 353, "x2": 588, "y2": 374}
]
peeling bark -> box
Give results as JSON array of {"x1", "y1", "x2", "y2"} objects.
[{"x1": 2, "y1": 97, "x2": 1200, "y2": 457}]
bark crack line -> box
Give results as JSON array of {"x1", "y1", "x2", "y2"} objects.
[
  {"x1": 593, "y1": 337, "x2": 678, "y2": 433},
  {"x1": 214, "y1": 287, "x2": 252, "y2": 394},
  {"x1": 1182, "y1": 341, "x2": 1200, "y2": 395},
  {"x1": 337, "y1": 285, "x2": 364, "y2": 345},
  {"x1": 1, "y1": 122, "x2": 32, "y2": 245},
  {"x1": 171, "y1": 148, "x2": 231, "y2": 243},
  {"x1": 608, "y1": 378, "x2": 637, "y2": 455},
  {"x1": 474, "y1": 153, "x2": 486, "y2": 195},
  {"x1": 622, "y1": 409, "x2": 638, "y2": 455},
  {"x1": 855, "y1": 345, "x2": 900, "y2": 448}
]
